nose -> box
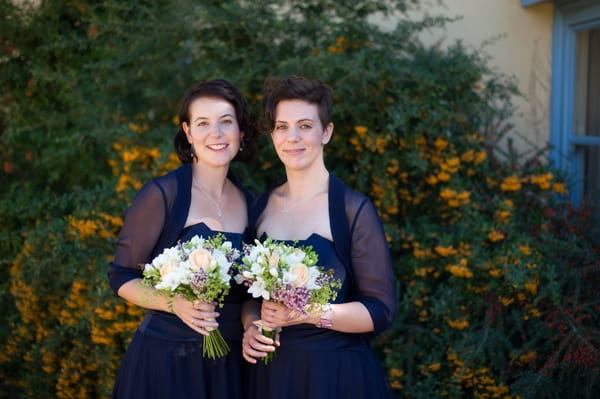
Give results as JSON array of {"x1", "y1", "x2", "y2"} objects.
[
  {"x1": 287, "y1": 126, "x2": 300, "y2": 142},
  {"x1": 211, "y1": 123, "x2": 224, "y2": 137}
]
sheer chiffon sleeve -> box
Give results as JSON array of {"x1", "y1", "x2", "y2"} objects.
[
  {"x1": 107, "y1": 180, "x2": 169, "y2": 294},
  {"x1": 348, "y1": 196, "x2": 397, "y2": 334}
]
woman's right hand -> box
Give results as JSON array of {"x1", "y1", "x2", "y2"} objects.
[
  {"x1": 173, "y1": 295, "x2": 220, "y2": 336},
  {"x1": 241, "y1": 322, "x2": 279, "y2": 364}
]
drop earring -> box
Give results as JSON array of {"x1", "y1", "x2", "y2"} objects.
[{"x1": 239, "y1": 137, "x2": 245, "y2": 152}]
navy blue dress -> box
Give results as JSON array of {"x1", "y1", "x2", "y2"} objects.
[
  {"x1": 246, "y1": 175, "x2": 396, "y2": 399},
  {"x1": 112, "y1": 224, "x2": 246, "y2": 399},
  {"x1": 108, "y1": 165, "x2": 253, "y2": 399},
  {"x1": 246, "y1": 234, "x2": 394, "y2": 399}
]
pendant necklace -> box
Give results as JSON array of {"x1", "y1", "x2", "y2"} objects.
[
  {"x1": 195, "y1": 183, "x2": 225, "y2": 217},
  {"x1": 281, "y1": 188, "x2": 328, "y2": 214}
]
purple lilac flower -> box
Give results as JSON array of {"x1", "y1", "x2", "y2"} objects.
[
  {"x1": 191, "y1": 270, "x2": 208, "y2": 290},
  {"x1": 271, "y1": 284, "x2": 311, "y2": 314}
]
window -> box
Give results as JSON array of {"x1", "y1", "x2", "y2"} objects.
[
  {"x1": 574, "y1": 28, "x2": 600, "y2": 201},
  {"x1": 550, "y1": 1, "x2": 600, "y2": 211}
]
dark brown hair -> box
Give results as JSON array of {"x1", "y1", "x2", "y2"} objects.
[
  {"x1": 262, "y1": 75, "x2": 333, "y2": 132},
  {"x1": 174, "y1": 79, "x2": 257, "y2": 163}
]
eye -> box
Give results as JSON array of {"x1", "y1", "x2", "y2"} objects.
[
  {"x1": 221, "y1": 118, "x2": 234, "y2": 125},
  {"x1": 197, "y1": 120, "x2": 209, "y2": 127},
  {"x1": 275, "y1": 124, "x2": 287, "y2": 131},
  {"x1": 300, "y1": 123, "x2": 313, "y2": 130}
]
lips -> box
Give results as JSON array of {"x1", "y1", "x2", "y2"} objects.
[
  {"x1": 207, "y1": 144, "x2": 228, "y2": 151},
  {"x1": 283, "y1": 148, "x2": 304, "y2": 155}
]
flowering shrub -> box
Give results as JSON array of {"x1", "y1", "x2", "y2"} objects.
[{"x1": 1, "y1": 0, "x2": 598, "y2": 398}]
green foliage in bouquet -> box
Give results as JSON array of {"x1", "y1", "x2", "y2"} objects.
[{"x1": 1, "y1": 0, "x2": 598, "y2": 398}]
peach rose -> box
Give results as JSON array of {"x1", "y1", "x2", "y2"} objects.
[
  {"x1": 189, "y1": 249, "x2": 215, "y2": 272},
  {"x1": 290, "y1": 263, "x2": 310, "y2": 287},
  {"x1": 268, "y1": 253, "x2": 279, "y2": 268},
  {"x1": 160, "y1": 262, "x2": 175, "y2": 277}
]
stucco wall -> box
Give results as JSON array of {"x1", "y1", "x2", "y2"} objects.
[{"x1": 376, "y1": 1, "x2": 554, "y2": 152}]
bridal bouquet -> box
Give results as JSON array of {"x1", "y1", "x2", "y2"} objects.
[
  {"x1": 234, "y1": 237, "x2": 341, "y2": 364},
  {"x1": 142, "y1": 233, "x2": 239, "y2": 359}
]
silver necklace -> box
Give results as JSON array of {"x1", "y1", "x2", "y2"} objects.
[
  {"x1": 281, "y1": 188, "x2": 327, "y2": 214},
  {"x1": 195, "y1": 183, "x2": 225, "y2": 217}
]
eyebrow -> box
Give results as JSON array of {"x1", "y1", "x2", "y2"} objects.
[
  {"x1": 192, "y1": 113, "x2": 235, "y2": 122},
  {"x1": 275, "y1": 118, "x2": 314, "y2": 124}
]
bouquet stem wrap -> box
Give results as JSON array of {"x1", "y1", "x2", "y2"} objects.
[
  {"x1": 203, "y1": 318, "x2": 230, "y2": 359},
  {"x1": 254, "y1": 321, "x2": 280, "y2": 365}
]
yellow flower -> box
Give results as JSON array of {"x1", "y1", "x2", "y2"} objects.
[
  {"x1": 68, "y1": 216, "x2": 98, "y2": 239},
  {"x1": 488, "y1": 269, "x2": 502, "y2": 277},
  {"x1": 461, "y1": 149, "x2": 475, "y2": 162},
  {"x1": 524, "y1": 280, "x2": 538, "y2": 295},
  {"x1": 390, "y1": 368, "x2": 404, "y2": 378},
  {"x1": 500, "y1": 176, "x2": 522, "y2": 191},
  {"x1": 412, "y1": 248, "x2": 429, "y2": 259},
  {"x1": 442, "y1": 157, "x2": 461, "y2": 173},
  {"x1": 552, "y1": 182, "x2": 567, "y2": 194},
  {"x1": 488, "y1": 230, "x2": 505, "y2": 242},
  {"x1": 474, "y1": 150, "x2": 487, "y2": 164},
  {"x1": 518, "y1": 245, "x2": 531, "y2": 255},
  {"x1": 354, "y1": 125, "x2": 368, "y2": 137},
  {"x1": 499, "y1": 296, "x2": 514, "y2": 306},
  {"x1": 428, "y1": 363, "x2": 441, "y2": 372},
  {"x1": 495, "y1": 209, "x2": 511, "y2": 223},
  {"x1": 456, "y1": 191, "x2": 471, "y2": 201},
  {"x1": 375, "y1": 137, "x2": 387, "y2": 153},
  {"x1": 434, "y1": 245, "x2": 457, "y2": 257},
  {"x1": 437, "y1": 171, "x2": 451, "y2": 182},
  {"x1": 433, "y1": 137, "x2": 448, "y2": 150},
  {"x1": 446, "y1": 265, "x2": 473, "y2": 278},
  {"x1": 516, "y1": 350, "x2": 537, "y2": 365},
  {"x1": 528, "y1": 308, "x2": 541, "y2": 317},
  {"x1": 385, "y1": 205, "x2": 399, "y2": 215},
  {"x1": 447, "y1": 319, "x2": 469, "y2": 330},
  {"x1": 440, "y1": 188, "x2": 456, "y2": 200},
  {"x1": 426, "y1": 175, "x2": 438, "y2": 185},
  {"x1": 386, "y1": 159, "x2": 399, "y2": 175},
  {"x1": 448, "y1": 199, "x2": 461, "y2": 207}
]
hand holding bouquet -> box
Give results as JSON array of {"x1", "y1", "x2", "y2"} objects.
[
  {"x1": 234, "y1": 237, "x2": 341, "y2": 364},
  {"x1": 142, "y1": 233, "x2": 239, "y2": 359}
]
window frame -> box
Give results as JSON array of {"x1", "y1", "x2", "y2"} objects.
[{"x1": 550, "y1": 0, "x2": 600, "y2": 203}]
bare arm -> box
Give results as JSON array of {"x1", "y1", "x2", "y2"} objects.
[{"x1": 117, "y1": 278, "x2": 219, "y2": 336}]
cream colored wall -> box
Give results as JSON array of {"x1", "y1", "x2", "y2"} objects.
[{"x1": 376, "y1": 1, "x2": 554, "y2": 152}]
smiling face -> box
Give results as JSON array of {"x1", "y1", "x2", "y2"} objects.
[
  {"x1": 271, "y1": 99, "x2": 333, "y2": 172},
  {"x1": 182, "y1": 97, "x2": 243, "y2": 168}
]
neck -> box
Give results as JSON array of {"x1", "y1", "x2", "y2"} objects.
[
  {"x1": 284, "y1": 162, "x2": 329, "y2": 198},
  {"x1": 191, "y1": 162, "x2": 229, "y2": 196}
]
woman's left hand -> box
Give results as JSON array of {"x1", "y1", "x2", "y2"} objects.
[{"x1": 261, "y1": 300, "x2": 307, "y2": 328}]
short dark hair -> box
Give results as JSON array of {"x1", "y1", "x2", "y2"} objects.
[
  {"x1": 262, "y1": 75, "x2": 333, "y2": 132},
  {"x1": 174, "y1": 79, "x2": 257, "y2": 163}
]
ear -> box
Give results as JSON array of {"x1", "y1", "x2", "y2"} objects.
[
  {"x1": 322, "y1": 122, "x2": 334, "y2": 145},
  {"x1": 182, "y1": 122, "x2": 192, "y2": 144}
]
